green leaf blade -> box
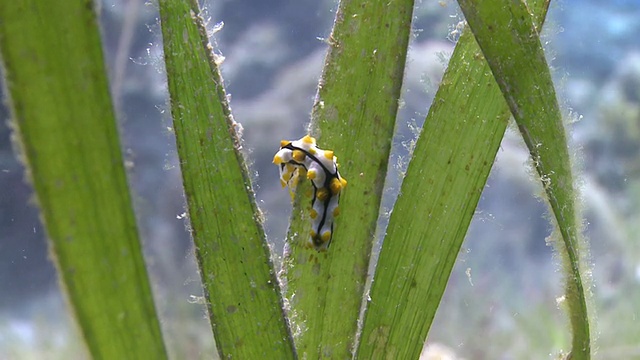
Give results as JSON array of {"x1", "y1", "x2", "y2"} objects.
[
  {"x1": 158, "y1": 0, "x2": 296, "y2": 358},
  {"x1": 281, "y1": 0, "x2": 414, "y2": 357},
  {"x1": 0, "y1": 1, "x2": 167, "y2": 359},
  {"x1": 358, "y1": 1, "x2": 556, "y2": 358},
  {"x1": 458, "y1": 0, "x2": 590, "y2": 358},
  {"x1": 358, "y1": 29, "x2": 510, "y2": 360}
]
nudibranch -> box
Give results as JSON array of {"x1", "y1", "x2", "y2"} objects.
[{"x1": 273, "y1": 135, "x2": 347, "y2": 250}]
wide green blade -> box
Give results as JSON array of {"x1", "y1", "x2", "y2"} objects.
[
  {"x1": 458, "y1": 0, "x2": 590, "y2": 358},
  {"x1": 158, "y1": 0, "x2": 296, "y2": 358},
  {"x1": 280, "y1": 0, "x2": 414, "y2": 357},
  {"x1": 0, "y1": 1, "x2": 167, "y2": 359},
  {"x1": 357, "y1": 1, "x2": 555, "y2": 358}
]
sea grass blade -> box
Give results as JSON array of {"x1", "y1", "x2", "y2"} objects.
[
  {"x1": 458, "y1": 0, "x2": 590, "y2": 357},
  {"x1": 0, "y1": 1, "x2": 167, "y2": 358},
  {"x1": 358, "y1": 0, "x2": 557, "y2": 358},
  {"x1": 281, "y1": 0, "x2": 414, "y2": 357},
  {"x1": 158, "y1": 0, "x2": 296, "y2": 358}
]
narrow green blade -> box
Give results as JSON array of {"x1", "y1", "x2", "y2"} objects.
[
  {"x1": 158, "y1": 0, "x2": 296, "y2": 358},
  {"x1": 358, "y1": 1, "x2": 554, "y2": 358},
  {"x1": 458, "y1": 0, "x2": 590, "y2": 358},
  {"x1": 280, "y1": 0, "x2": 414, "y2": 357},
  {"x1": 0, "y1": 1, "x2": 167, "y2": 359}
]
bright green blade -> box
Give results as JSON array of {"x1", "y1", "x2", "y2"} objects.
[
  {"x1": 458, "y1": 0, "x2": 590, "y2": 358},
  {"x1": 357, "y1": 1, "x2": 555, "y2": 358},
  {"x1": 280, "y1": 0, "x2": 414, "y2": 357},
  {"x1": 0, "y1": 1, "x2": 167, "y2": 359},
  {"x1": 158, "y1": 0, "x2": 296, "y2": 358}
]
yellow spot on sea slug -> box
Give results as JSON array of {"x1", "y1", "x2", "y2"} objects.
[
  {"x1": 307, "y1": 169, "x2": 317, "y2": 180},
  {"x1": 324, "y1": 150, "x2": 334, "y2": 160},
  {"x1": 302, "y1": 135, "x2": 316, "y2": 144},
  {"x1": 292, "y1": 150, "x2": 305, "y2": 162},
  {"x1": 330, "y1": 178, "x2": 342, "y2": 194},
  {"x1": 317, "y1": 188, "x2": 330, "y2": 201}
]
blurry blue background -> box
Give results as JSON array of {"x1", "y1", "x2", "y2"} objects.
[{"x1": 1, "y1": 0, "x2": 639, "y2": 358}]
